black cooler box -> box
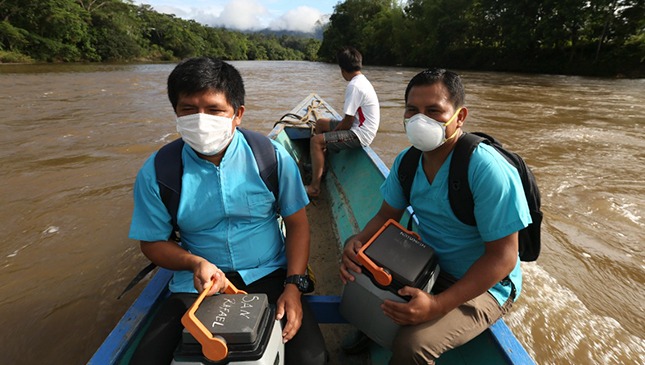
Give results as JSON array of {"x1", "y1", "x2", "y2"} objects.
[
  {"x1": 361, "y1": 219, "x2": 439, "y2": 292},
  {"x1": 339, "y1": 219, "x2": 440, "y2": 349},
  {"x1": 172, "y1": 293, "x2": 284, "y2": 365}
]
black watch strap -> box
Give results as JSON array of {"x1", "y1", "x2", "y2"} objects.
[{"x1": 284, "y1": 274, "x2": 314, "y2": 293}]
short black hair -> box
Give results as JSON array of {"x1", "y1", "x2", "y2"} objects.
[
  {"x1": 404, "y1": 68, "x2": 465, "y2": 108},
  {"x1": 167, "y1": 57, "x2": 245, "y2": 112},
  {"x1": 336, "y1": 46, "x2": 362, "y2": 73}
]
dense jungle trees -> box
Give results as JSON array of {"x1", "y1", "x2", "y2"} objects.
[
  {"x1": 0, "y1": 0, "x2": 321, "y2": 63},
  {"x1": 0, "y1": 0, "x2": 642, "y2": 76},
  {"x1": 319, "y1": 0, "x2": 643, "y2": 77}
]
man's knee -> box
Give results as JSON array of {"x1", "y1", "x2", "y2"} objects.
[
  {"x1": 311, "y1": 134, "x2": 326, "y2": 148},
  {"x1": 391, "y1": 327, "x2": 439, "y2": 365},
  {"x1": 314, "y1": 118, "x2": 329, "y2": 134},
  {"x1": 286, "y1": 302, "x2": 328, "y2": 365},
  {"x1": 285, "y1": 347, "x2": 327, "y2": 365}
]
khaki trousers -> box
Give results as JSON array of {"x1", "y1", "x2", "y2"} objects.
[{"x1": 390, "y1": 277, "x2": 513, "y2": 365}]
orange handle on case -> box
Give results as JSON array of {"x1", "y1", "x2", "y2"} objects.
[
  {"x1": 356, "y1": 219, "x2": 421, "y2": 287},
  {"x1": 180, "y1": 279, "x2": 247, "y2": 361}
]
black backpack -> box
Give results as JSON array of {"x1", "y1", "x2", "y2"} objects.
[
  {"x1": 117, "y1": 128, "x2": 278, "y2": 299},
  {"x1": 398, "y1": 132, "x2": 542, "y2": 262}
]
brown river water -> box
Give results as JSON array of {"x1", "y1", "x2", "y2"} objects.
[{"x1": 0, "y1": 61, "x2": 643, "y2": 364}]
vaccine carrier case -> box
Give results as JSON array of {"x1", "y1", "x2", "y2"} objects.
[
  {"x1": 172, "y1": 281, "x2": 284, "y2": 365},
  {"x1": 340, "y1": 219, "x2": 440, "y2": 349}
]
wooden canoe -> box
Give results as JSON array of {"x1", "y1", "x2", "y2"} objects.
[{"x1": 89, "y1": 93, "x2": 535, "y2": 365}]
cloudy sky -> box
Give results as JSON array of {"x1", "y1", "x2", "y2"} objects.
[{"x1": 132, "y1": 0, "x2": 340, "y2": 33}]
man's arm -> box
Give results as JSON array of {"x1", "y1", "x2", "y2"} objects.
[
  {"x1": 276, "y1": 207, "x2": 310, "y2": 342},
  {"x1": 381, "y1": 232, "x2": 519, "y2": 325},
  {"x1": 283, "y1": 207, "x2": 310, "y2": 277},
  {"x1": 140, "y1": 240, "x2": 226, "y2": 295},
  {"x1": 333, "y1": 114, "x2": 355, "y2": 131},
  {"x1": 434, "y1": 232, "x2": 518, "y2": 310}
]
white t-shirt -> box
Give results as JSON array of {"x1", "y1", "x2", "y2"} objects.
[{"x1": 343, "y1": 73, "x2": 380, "y2": 146}]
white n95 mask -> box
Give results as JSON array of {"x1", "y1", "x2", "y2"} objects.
[
  {"x1": 404, "y1": 109, "x2": 461, "y2": 151},
  {"x1": 176, "y1": 113, "x2": 235, "y2": 155}
]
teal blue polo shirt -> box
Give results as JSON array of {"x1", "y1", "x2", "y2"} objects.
[
  {"x1": 129, "y1": 130, "x2": 309, "y2": 293},
  {"x1": 382, "y1": 143, "x2": 531, "y2": 305}
]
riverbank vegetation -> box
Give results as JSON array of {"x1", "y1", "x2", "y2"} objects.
[
  {"x1": 0, "y1": 0, "x2": 642, "y2": 77},
  {"x1": 319, "y1": 0, "x2": 643, "y2": 77},
  {"x1": 0, "y1": 0, "x2": 321, "y2": 63}
]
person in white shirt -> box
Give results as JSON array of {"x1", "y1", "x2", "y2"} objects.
[{"x1": 306, "y1": 46, "x2": 380, "y2": 198}]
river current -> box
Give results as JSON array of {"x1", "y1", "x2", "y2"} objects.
[{"x1": 0, "y1": 61, "x2": 642, "y2": 364}]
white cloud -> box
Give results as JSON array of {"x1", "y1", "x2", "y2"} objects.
[
  {"x1": 177, "y1": 6, "x2": 223, "y2": 26},
  {"x1": 269, "y1": 6, "x2": 324, "y2": 33},
  {"x1": 136, "y1": 2, "x2": 226, "y2": 27},
  {"x1": 210, "y1": 0, "x2": 269, "y2": 31},
  {"x1": 135, "y1": 0, "x2": 330, "y2": 32}
]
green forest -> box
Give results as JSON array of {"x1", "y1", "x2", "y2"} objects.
[
  {"x1": 1, "y1": 0, "x2": 643, "y2": 77},
  {"x1": 318, "y1": 0, "x2": 644, "y2": 77},
  {"x1": 0, "y1": 0, "x2": 321, "y2": 63}
]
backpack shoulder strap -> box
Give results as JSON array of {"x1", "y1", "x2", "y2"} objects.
[
  {"x1": 124, "y1": 137, "x2": 182, "y2": 297},
  {"x1": 239, "y1": 128, "x2": 279, "y2": 202},
  {"x1": 154, "y1": 138, "x2": 184, "y2": 234},
  {"x1": 448, "y1": 132, "x2": 484, "y2": 226},
  {"x1": 398, "y1": 146, "x2": 423, "y2": 205}
]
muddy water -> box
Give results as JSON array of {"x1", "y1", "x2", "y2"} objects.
[{"x1": 0, "y1": 61, "x2": 642, "y2": 364}]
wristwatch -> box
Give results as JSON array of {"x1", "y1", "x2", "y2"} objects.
[{"x1": 284, "y1": 274, "x2": 314, "y2": 293}]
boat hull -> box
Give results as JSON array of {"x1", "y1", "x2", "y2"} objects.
[{"x1": 89, "y1": 94, "x2": 534, "y2": 365}]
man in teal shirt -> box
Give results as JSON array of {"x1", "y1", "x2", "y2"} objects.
[
  {"x1": 129, "y1": 57, "x2": 326, "y2": 365},
  {"x1": 340, "y1": 68, "x2": 530, "y2": 364}
]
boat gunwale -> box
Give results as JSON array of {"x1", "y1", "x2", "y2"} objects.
[{"x1": 89, "y1": 94, "x2": 534, "y2": 365}]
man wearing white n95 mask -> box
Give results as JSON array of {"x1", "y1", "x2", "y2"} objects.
[{"x1": 340, "y1": 68, "x2": 531, "y2": 364}]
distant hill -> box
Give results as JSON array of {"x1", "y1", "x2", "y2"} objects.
[
  {"x1": 252, "y1": 28, "x2": 323, "y2": 40},
  {"x1": 245, "y1": 14, "x2": 328, "y2": 40}
]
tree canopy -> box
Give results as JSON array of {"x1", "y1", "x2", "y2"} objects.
[
  {"x1": 0, "y1": 0, "x2": 321, "y2": 63},
  {"x1": 0, "y1": 0, "x2": 641, "y2": 77},
  {"x1": 319, "y1": 0, "x2": 643, "y2": 77}
]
